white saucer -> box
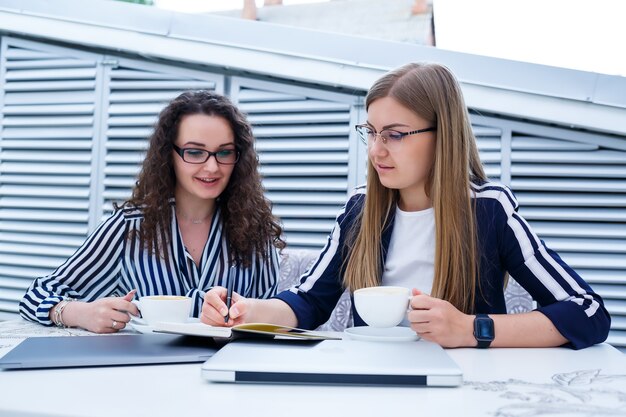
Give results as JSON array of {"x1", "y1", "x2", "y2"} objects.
[
  {"x1": 129, "y1": 317, "x2": 199, "y2": 334},
  {"x1": 343, "y1": 326, "x2": 419, "y2": 342}
]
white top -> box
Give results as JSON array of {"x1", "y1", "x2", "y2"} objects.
[{"x1": 382, "y1": 206, "x2": 435, "y2": 294}]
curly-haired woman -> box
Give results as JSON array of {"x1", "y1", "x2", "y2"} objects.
[{"x1": 19, "y1": 91, "x2": 285, "y2": 333}]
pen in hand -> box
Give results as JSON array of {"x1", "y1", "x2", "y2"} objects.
[{"x1": 224, "y1": 265, "x2": 235, "y2": 324}]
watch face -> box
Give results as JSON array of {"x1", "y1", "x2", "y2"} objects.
[{"x1": 475, "y1": 317, "x2": 495, "y2": 341}]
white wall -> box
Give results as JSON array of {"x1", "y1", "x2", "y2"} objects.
[{"x1": 434, "y1": 0, "x2": 626, "y2": 76}]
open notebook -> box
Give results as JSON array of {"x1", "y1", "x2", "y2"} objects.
[{"x1": 154, "y1": 322, "x2": 341, "y2": 341}]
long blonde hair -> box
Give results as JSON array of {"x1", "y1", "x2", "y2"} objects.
[{"x1": 343, "y1": 63, "x2": 486, "y2": 314}]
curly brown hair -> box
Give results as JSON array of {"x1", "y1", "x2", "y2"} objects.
[{"x1": 121, "y1": 90, "x2": 285, "y2": 267}]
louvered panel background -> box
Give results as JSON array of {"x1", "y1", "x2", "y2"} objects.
[
  {"x1": 472, "y1": 124, "x2": 502, "y2": 181},
  {"x1": 101, "y1": 62, "x2": 222, "y2": 216},
  {"x1": 0, "y1": 39, "x2": 98, "y2": 313},
  {"x1": 233, "y1": 81, "x2": 356, "y2": 249},
  {"x1": 510, "y1": 129, "x2": 626, "y2": 350}
]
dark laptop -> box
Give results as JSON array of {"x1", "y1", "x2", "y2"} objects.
[{"x1": 0, "y1": 334, "x2": 218, "y2": 370}]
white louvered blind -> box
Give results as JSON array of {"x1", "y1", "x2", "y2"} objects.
[
  {"x1": 490, "y1": 116, "x2": 626, "y2": 351},
  {"x1": 101, "y1": 59, "x2": 223, "y2": 217},
  {"x1": 473, "y1": 124, "x2": 503, "y2": 182},
  {"x1": 231, "y1": 78, "x2": 360, "y2": 249},
  {"x1": 0, "y1": 38, "x2": 100, "y2": 314}
]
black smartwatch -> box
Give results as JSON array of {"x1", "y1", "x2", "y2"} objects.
[{"x1": 473, "y1": 314, "x2": 494, "y2": 348}]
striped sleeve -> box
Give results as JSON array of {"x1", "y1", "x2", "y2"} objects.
[
  {"x1": 477, "y1": 183, "x2": 611, "y2": 349},
  {"x1": 274, "y1": 186, "x2": 366, "y2": 329},
  {"x1": 19, "y1": 210, "x2": 127, "y2": 326}
]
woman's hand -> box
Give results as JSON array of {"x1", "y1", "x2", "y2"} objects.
[
  {"x1": 59, "y1": 290, "x2": 140, "y2": 334},
  {"x1": 407, "y1": 289, "x2": 475, "y2": 348},
  {"x1": 200, "y1": 287, "x2": 250, "y2": 327}
]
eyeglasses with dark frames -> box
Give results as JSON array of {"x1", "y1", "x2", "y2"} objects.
[
  {"x1": 173, "y1": 144, "x2": 240, "y2": 165},
  {"x1": 355, "y1": 124, "x2": 436, "y2": 147}
]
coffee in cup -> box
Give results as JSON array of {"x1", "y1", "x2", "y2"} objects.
[
  {"x1": 132, "y1": 295, "x2": 192, "y2": 325},
  {"x1": 353, "y1": 286, "x2": 411, "y2": 328}
]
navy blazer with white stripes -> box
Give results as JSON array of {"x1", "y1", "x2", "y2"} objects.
[
  {"x1": 275, "y1": 182, "x2": 610, "y2": 349},
  {"x1": 20, "y1": 203, "x2": 280, "y2": 326}
]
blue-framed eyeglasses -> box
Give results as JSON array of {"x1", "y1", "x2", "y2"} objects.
[{"x1": 173, "y1": 144, "x2": 240, "y2": 165}]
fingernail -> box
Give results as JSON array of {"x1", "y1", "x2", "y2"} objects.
[{"x1": 231, "y1": 307, "x2": 239, "y2": 316}]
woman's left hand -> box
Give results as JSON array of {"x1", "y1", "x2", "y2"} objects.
[{"x1": 407, "y1": 288, "x2": 475, "y2": 348}]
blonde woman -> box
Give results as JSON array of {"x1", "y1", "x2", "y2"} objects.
[{"x1": 201, "y1": 63, "x2": 610, "y2": 349}]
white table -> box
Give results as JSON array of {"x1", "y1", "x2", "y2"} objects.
[{"x1": 1, "y1": 319, "x2": 625, "y2": 417}]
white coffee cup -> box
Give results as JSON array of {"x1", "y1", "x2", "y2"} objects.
[
  {"x1": 132, "y1": 295, "x2": 192, "y2": 325},
  {"x1": 353, "y1": 286, "x2": 411, "y2": 328}
]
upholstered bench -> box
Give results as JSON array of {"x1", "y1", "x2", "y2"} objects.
[{"x1": 278, "y1": 248, "x2": 534, "y2": 331}]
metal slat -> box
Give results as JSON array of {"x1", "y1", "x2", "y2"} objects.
[
  {"x1": 282, "y1": 219, "x2": 335, "y2": 233},
  {"x1": 0, "y1": 175, "x2": 90, "y2": 186},
  {"x1": 255, "y1": 139, "x2": 348, "y2": 152},
  {"x1": 2, "y1": 104, "x2": 94, "y2": 115},
  {"x1": 0, "y1": 209, "x2": 89, "y2": 223},
  {"x1": 512, "y1": 136, "x2": 599, "y2": 151},
  {"x1": 0, "y1": 252, "x2": 67, "y2": 269},
  {"x1": 559, "y1": 253, "x2": 626, "y2": 269},
  {"x1": 0, "y1": 232, "x2": 85, "y2": 248},
  {"x1": 512, "y1": 150, "x2": 625, "y2": 164},
  {"x1": 576, "y1": 269, "x2": 626, "y2": 284},
  {"x1": 263, "y1": 192, "x2": 346, "y2": 205},
  {"x1": 238, "y1": 89, "x2": 304, "y2": 103},
  {"x1": 253, "y1": 125, "x2": 350, "y2": 138},
  {"x1": 2, "y1": 138, "x2": 93, "y2": 147},
  {"x1": 5, "y1": 68, "x2": 97, "y2": 81},
  {"x1": 282, "y1": 233, "x2": 328, "y2": 248},
  {"x1": 107, "y1": 115, "x2": 158, "y2": 126},
  {"x1": 110, "y1": 69, "x2": 187, "y2": 80},
  {"x1": 260, "y1": 165, "x2": 348, "y2": 176},
  {"x1": 542, "y1": 237, "x2": 626, "y2": 254},
  {"x1": 512, "y1": 179, "x2": 626, "y2": 192},
  {"x1": 263, "y1": 179, "x2": 347, "y2": 191},
  {"x1": 0, "y1": 197, "x2": 90, "y2": 210},
  {"x1": 520, "y1": 207, "x2": 626, "y2": 222},
  {"x1": 475, "y1": 138, "x2": 501, "y2": 151},
  {"x1": 517, "y1": 192, "x2": 626, "y2": 207},
  {"x1": 0, "y1": 185, "x2": 89, "y2": 198},
  {"x1": 0, "y1": 221, "x2": 88, "y2": 236},
  {"x1": 1, "y1": 163, "x2": 91, "y2": 175},
  {"x1": 108, "y1": 80, "x2": 214, "y2": 90},
  {"x1": 258, "y1": 152, "x2": 348, "y2": 164},
  {"x1": 273, "y1": 206, "x2": 339, "y2": 218},
  {"x1": 5, "y1": 58, "x2": 95, "y2": 70},
  {"x1": 107, "y1": 128, "x2": 153, "y2": 139},
  {"x1": 2, "y1": 115, "x2": 94, "y2": 127},
  {"x1": 4, "y1": 90, "x2": 95, "y2": 105},
  {"x1": 109, "y1": 91, "x2": 194, "y2": 103},
  {"x1": 240, "y1": 101, "x2": 350, "y2": 113},
  {"x1": 3, "y1": 126, "x2": 94, "y2": 140},
  {"x1": 4, "y1": 80, "x2": 97, "y2": 92},
  {"x1": 530, "y1": 221, "x2": 626, "y2": 239},
  {"x1": 512, "y1": 164, "x2": 626, "y2": 178},
  {"x1": 248, "y1": 113, "x2": 350, "y2": 125},
  {"x1": 1, "y1": 151, "x2": 92, "y2": 162},
  {"x1": 592, "y1": 284, "x2": 626, "y2": 300}
]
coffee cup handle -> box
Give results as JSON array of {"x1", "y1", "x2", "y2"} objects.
[{"x1": 130, "y1": 300, "x2": 146, "y2": 324}]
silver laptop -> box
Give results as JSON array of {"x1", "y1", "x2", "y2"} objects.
[
  {"x1": 201, "y1": 339, "x2": 462, "y2": 387},
  {"x1": 0, "y1": 334, "x2": 218, "y2": 369}
]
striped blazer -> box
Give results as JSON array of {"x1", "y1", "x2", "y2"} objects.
[
  {"x1": 20, "y1": 203, "x2": 280, "y2": 326},
  {"x1": 275, "y1": 182, "x2": 610, "y2": 349}
]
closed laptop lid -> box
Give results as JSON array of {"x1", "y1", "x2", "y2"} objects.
[
  {"x1": 201, "y1": 339, "x2": 462, "y2": 387},
  {"x1": 0, "y1": 334, "x2": 218, "y2": 369}
]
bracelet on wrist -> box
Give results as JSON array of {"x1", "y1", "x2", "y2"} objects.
[{"x1": 53, "y1": 298, "x2": 75, "y2": 328}]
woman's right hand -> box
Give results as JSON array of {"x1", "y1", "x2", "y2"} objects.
[
  {"x1": 201, "y1": 287, "x2": 250, "y2": 327},
  {"x1": 58, "y1": 290, "x2": 139, "y2": 334}
]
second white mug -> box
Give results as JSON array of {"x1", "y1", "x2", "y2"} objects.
[{"x1": 353, "y1": 286, "x2": 411, "y2": 328}]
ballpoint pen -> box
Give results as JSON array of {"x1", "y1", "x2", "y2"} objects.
[{"x1": 224, "y1": 265, "x2": 235, "y2": 323}]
